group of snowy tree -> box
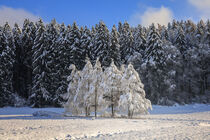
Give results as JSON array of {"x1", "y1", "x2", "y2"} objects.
[
  {"x1": 0, "y1": 18, "x2": 209, "y2": 107},
  {"x1": 64, "y1": 58, "x2": 152, "y2": 118}
]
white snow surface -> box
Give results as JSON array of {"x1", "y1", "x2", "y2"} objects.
[{"x1": 0, "y1": 104, "x2": 209, "y2": 140}]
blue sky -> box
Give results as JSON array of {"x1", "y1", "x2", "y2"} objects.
[{"x1": 0, "y1": 0, "x2": 209, "y2": 28}]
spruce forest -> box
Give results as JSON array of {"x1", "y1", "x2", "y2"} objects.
[{"x1": 0, "y1": 19, "x2": 210, "y2": 107}]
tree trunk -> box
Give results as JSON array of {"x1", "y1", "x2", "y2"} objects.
[
  {"x1": 111, "y1": 103, "x2": 114, "y2": 117},
  {"x1": 128, "y1": 107, "x2": 130, "y2": 118},
  {"x1": 111, "y1": 95, "x2": 114, "y2": 117},
  {"x1": 85, "y1": 106, "x2": 88, "y2": 116},
  {"x1": 95, "y1": 86, "x2": 97, "y2": 118},
  {"x1": 131, "y1": 110, "x2": 133, "y2": 119}
]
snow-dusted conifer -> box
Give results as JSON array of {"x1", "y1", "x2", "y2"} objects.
[
  {"x1": 56, "y1": 24, "x2": 73, "y2": 95},
  {"x1": 69, "y1": 22, "x2": 85, "y2": 70},
  {"x1": 145, "y1": 23, "x2": 164, "y2": 65},
  {"x1": 133, "y1": 25, "x2": 146, "y2": 56},
  {"x1": 119, "y1": 22, "x2": 135, "y2": 64},
  {"x1": 109, "y1": 25, "x2": 121, "y2": 67},
  {"x1": 12, "y1": 23, "x2": 23, "y2": 97},
  {"x1": 45, "y1": 19, "x2": 61, "y2": 106},
  {"x1": 203, "y1": 20, "x2": 210, "y2": 45},
  {"x1": 92, "y1": 21, "x2": 110, "y2": 67},
  {"x1": 0, "y1": 22, "x2": 15, "y2": 106},
  {"x1": 80, "y1": 26, "x2": 92, "y2": 65},
  {"x1": 21, "y1": 20, "x2": 36, "y2": 99},
  {"x1": 30, "y1": 19, "x2": 51, "y2": 107},
  {"x1": 174, "y1": 26, "x2": 187, "y2": 56},
  {"x1": 88, "y1": 26, "x2": 96, "y2": 65}
]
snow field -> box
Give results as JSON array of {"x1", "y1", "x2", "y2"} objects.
[{"x1": 0, "y1": 104, "x2": 209, "y2": 140}]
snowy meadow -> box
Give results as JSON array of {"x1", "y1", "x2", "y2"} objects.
[{"x1": 0, "y1": 104, "x2": 209, "y2": 140}]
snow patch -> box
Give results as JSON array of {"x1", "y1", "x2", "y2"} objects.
[{"x1": 32, "y1": 111, "x2": 62, "y2": 117}]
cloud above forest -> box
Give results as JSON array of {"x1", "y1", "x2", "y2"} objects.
[
  {"x1": 129, "y1": 6, "x2": 173, "y2": 27},
  {"x1": 188, "y1": 0, "x2": 210, "y2": 20},
  {"x1": 0, "y1": 6, "x2": 40, "y2": 27}
]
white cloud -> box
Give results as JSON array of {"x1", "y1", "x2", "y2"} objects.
[
  {"x1": 0, "y1": 6, "x2": 40, "y2": 27},
  {"x1": 129, "y1": 6, "x2": 173, "y2": 27},
  {"x1": 188, "y1": 0, "x2": 210, "y2": 20}
]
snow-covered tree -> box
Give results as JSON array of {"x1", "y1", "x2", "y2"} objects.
[
  {"x1": 75, "y1": 57, "x2": 94, "y2": 116},
  {"x1": 64, "y1": 64, "x2": 81, "y2": 115},
  {"x1": 64, "y1": 58, "x2": 104, "y2": 117},
  {"x1": 91, "y1": 58, "x2": 103, "y2": 117},
  {"x1": 103, "y1": 60, "x2": 122, "y2": 117},
  {"x1": 118, "y1": 64, "x2": 152, "y2": 118}
]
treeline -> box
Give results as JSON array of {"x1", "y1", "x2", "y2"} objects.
[{"x1": 0, "y1": 19, "x2": 209, "y2": 107}]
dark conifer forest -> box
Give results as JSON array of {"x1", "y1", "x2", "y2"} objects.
[{"x1": 0, "y1": 19, "x2": 209, "y2": 107}]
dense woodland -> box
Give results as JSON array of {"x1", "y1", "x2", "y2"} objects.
[{"x1": 0, "y1": 19, "x2": 209, "y2": 107}]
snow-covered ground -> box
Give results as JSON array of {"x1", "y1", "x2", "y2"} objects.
[{"x1": 0, "y1": 104, "x2": 210, "y2": 140}]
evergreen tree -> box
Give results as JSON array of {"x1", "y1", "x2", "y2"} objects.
[
  {"x1": 119, "y1": 22, "x2": 135, "y2": 64},
  {"x1": 143, "y1": 24, "x2": 170, "y2": 104},
  {"x1": 30, "y1": 19, "x2": 51, "y2": 107},
  {"x1": 80, "y1": 26, "x2": 92, "y2": 62},
  {"x1": 54, "y1": 23, "x2": 70, "y2": 106},
  {"x1": 145, "y1": 23, "x2": 164, "y2": 65},
  {"x1": 92, "y1": 21, "x2": 110, "y2": 68},
  {"x1": 203, "y1": 20, "x2": 210, "y2": 45},
  {"x1": 0, "y1": 25, "x2": 9, "y2": 107},
  {"x1": 184, "y1": 20, "x2": 196, "y2": 47},
  {"x1": 174, "y1": 26, "x2": 187, "y2": 56},
  {"x1": 109, "y1": 25, "x2": 121, "y2": 67},
  {"x1": 13, "y1": 23, "x2": 26, "y2": 99},
  {"x1": 118, "y1": 22, "x2": 123, "y2": 35},
  {"x1": 133, "y1": 25, "x2": 146, "y2": 56},
  {"x1": 21, "y1": 19, "x2": 37, "y2": 100},
  {"x1": 0, "y1": 23, "x2": 15, "y2": 106},
  {"x1": 194, "y1": 21, "x2": 205, "y2": 45},
  {"x1": 173, "y1": 26, "x2": 189, "y2": 99},
  {"x1": 45, "y1": 19, "x2": 61, "y2": 106},
  {"x1": 88, "y1": 26, "x2": 97, "y2": 65},
  {"x1": 68, "y1": 22, "x2": 85, "y2": 70}
]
